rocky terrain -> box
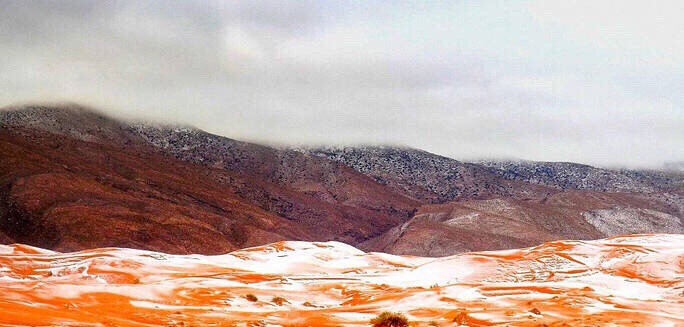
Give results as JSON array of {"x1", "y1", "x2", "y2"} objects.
[
  {"x1": 1, "y1": 234, "x2": 682, "y2": 326},
  {"x1": 303, "y1": 146, "x2": 683, "y2": 255},
  {"x1": 0, "y1": 123, "x2": 309, "y2": 254},
  {"x1": 363, "y1": 191, "x2": 683, "y2": 256},
  {"x1": 0, "y1": 104, "x2": 417, "y2": 253},
  {"x1": 301, "y1": 146, "x2": 553, "y2": 203},
  {"x1": 1, "y1": 103, "x2": 683, "y2": 257},
  {"x1": 477, "y1": 159, "x2": 683, "y2": 193}
]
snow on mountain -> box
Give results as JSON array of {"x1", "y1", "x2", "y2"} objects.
[
  {"x1": 301, "y1": 145, "x2": 553, "y2": 203},
  {"x1": 3, "y1": 104, "x2": 683, "y2": 259},
  {"x1": 477, "y1": 159, "x2": 682, "y2": 193},
  {"x1": 0, "y1": 104, "x2": 418, "y2": 253}
]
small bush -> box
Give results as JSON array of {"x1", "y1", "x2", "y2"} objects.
[
  {"x1": 452, "y1": 310, "x2": 469, "y2": 324},
  {"x1": 272, "y1": 296, "x2": 288, "y2": 306},
  {"x1": 370, "y1": 311, "x2": 409, "y2": 327},
  {"x1": 245, "y1": 294, "x2": 258, "y2": 302}
]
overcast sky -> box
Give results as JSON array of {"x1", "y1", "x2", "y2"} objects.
[{"x1": 0, "y1": 1, "x2": 682, "y2": 168}]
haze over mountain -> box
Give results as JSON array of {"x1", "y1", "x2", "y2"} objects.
[
  {"x1": 1, "y1": 104, "x2": 682, "y2": 257},
  {"x1": 1, "y1": 1, "x2": 683, "y2": 168}
]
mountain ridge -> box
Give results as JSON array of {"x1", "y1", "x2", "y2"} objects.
[
  {"x1": 0, "y1": 104, "x2": 419, "y2": 253},
  {"x1": 1, "y1": 103, "x2": 682, "y2": 256}
]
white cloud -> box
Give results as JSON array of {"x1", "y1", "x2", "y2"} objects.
[
  {"x1": 223, "y1": 25, "x2": 266, "y2": 63},
  {"x1": 527, "y1": 0, "x2": 684, "y2": 67},
  {"x1": 0, "y1": 0, "x2": 681, "y2": 168}
]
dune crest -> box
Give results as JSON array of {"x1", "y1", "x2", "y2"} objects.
[{"x1": 1, "y1": 234, "x2": 682, "y2": 326}]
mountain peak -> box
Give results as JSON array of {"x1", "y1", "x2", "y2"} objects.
[
  {"x1": 0, "y1": 103, "x2": 203, "y2": 144},
  {"x1": 1, "y1": 102, "x2": 111, "y2": 123}
]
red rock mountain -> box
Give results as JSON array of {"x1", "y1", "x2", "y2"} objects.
[
  {"x1": 0, "y1": 104, "x2": 417, "y2": 253},
  {"x1": 362, "y1": 190, "x2": 683, "y2": 256},
  {"x1": 1, "y1": 104, "x2": 682, "y2": 256}
]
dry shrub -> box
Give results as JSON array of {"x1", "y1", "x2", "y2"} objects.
[
  {"x1": 370, "y1": 311, "x2": 409, "y2": 327},
  {"x1": 272, "y1": 296, "x2": 288, "y2": 306},
  {"x1": 245, "y1": 294, "x2": 258, "y2": 302}
]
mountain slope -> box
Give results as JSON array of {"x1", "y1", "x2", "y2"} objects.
[
  {"x1": 302, "y1": 146, "x2": 684, "y2": 255},
  {"x1": 1, "y1": 104, "x2": 682, "y2": 257},
  {"x1": 0, "y1": 104, "x2": 419, "y2": 253},
  {"x1": 362, "y1": 190, "x2": 683, "y2": 256},
  {"x1": 127, "y1": 125, "x2": 420, "y2": 242},
  {"x1": 301, "y1": 146, "x2": 553, "y2": 203},
  {"x1": 0, "y1": 127, "x2": 312, "y2": 253},
  {"x1": 478, "y1": 159, "x2": 683, "y2": 192}
]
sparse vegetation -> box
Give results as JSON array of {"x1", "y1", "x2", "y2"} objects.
[
  {"x1": 452, "y1": 310, "x2": 469, "y2": 324},
  {"x1": 370, "y1": 311, "x2": 409, "y2": 327},
  {"x1": 271, "y1": 296, "x2": 287, "y2": 306},
  {"x1": 245, "y1": 293, "x2": 258, "y2": 302}
]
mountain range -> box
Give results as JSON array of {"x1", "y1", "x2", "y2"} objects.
[{"x1": 1, "y1": 103, "x2": 682, "y2": 256}]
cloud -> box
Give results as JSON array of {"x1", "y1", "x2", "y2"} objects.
[
  {"x1": 528, "y1": 0, "x2": 684, "y2": 67},
  {"x1": 0, "y1": 0, "x2": 681, "y2": 168}
]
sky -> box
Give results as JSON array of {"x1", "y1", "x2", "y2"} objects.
[{"x1": 0, "y1": 0, "x2": 682, "y2": 168}]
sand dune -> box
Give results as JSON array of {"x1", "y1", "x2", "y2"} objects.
[{"x1": 0, "y1": 234, "x2": 682, "y2": 326}]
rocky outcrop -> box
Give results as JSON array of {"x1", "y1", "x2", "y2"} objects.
[
  {"x1": 301, "y1": 146, "x2": 553, "y2": 203},
  {"x1": 477, "y1": 159, "x2": 683, "y2": 192},
  {"x1": 362, "y1": 190, "x2": 684, "y2": 256}
]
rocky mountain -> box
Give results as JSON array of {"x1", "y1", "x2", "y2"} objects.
[
  {"x1": 0, "y1": 119, "x2": 307, "y2": 254},
  {"x1": 477, "y1": 159, "x2": 683, "y2": 192},
  {"x1": 125, "y1": 124, "x2": 422, "y2": 244},
  {"x1": 0, "y1": 104, "x2": 417, "y2": 253},
  {"x1": 362, "y1": 190, "x2": 683, "y2": 256},
  {"x1": 1, "y1": 103, "x2": 682, "y2": 257},
  {"x1": 303, "y1": 146, "x2": 684, "y2": 255},
  {"x1": 300, "y1": 146, "x2": 553, "y2": 203}
]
